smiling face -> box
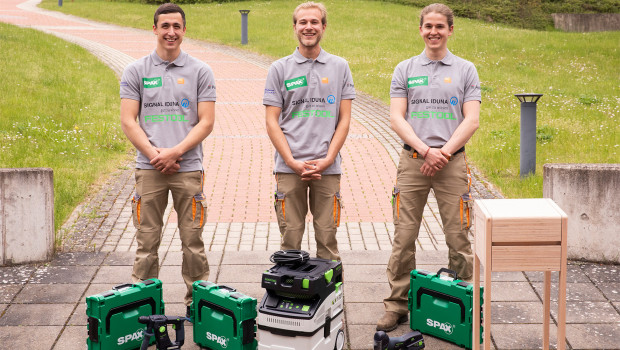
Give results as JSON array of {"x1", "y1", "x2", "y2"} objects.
[
  {"x1": 419, "y1": 11, "x2": 453, "y2": 58},
  {"x1": 294, "y1": 7, "x2": 326, "y2": 51},
  {"x1": 153, "y1": 12, "x2": 186, "y2": 58}
]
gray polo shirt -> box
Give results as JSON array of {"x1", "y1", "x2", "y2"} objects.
[
  {"x1": 390, "y1": 50, "x2": 481, "y2": 149},
  {"x1": 120, "y1": 50, "x2": 216, "y2": 172},
  {"x1": 263, "y1": 48, "x2": 356, "y2": 174}
]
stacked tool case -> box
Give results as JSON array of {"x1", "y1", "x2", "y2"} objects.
[
  {"x1": 86, "y1": 279, "x2": 164, "y2": 350},
  {"x1": 409, "y1": 268, "x2": 483, "y2": 349},
  {"x1": 257, "y1": 257, "x2": 345, "y2": 350},
  {"x1": 191, "y1": 281, "x2": 257, "y2": 350}
]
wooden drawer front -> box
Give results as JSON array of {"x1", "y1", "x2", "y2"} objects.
[
  {"x1": 491, "y1": 219, "x2": 562, "y2": 243},
  {"x1": 491, "y1": 246, "x2": 561, "y2": 271}
]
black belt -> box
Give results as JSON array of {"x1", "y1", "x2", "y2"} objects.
[{"x1": 403, "y1": 144, "x2": 465, "y2": 155}]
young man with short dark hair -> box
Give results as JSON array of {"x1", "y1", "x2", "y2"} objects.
[{"x1": 120, "y1": 2, "x2": 215, "y2": 313}]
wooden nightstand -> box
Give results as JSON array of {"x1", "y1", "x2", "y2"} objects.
[{"x1": 472, "y1": 198, "x2": 567, "y2": 350}]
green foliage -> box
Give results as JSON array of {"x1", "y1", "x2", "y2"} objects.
[
  {"x1": 381, "y1": 0, "x2": 619, "y2": 30},
  {"x1": 0, "y1": 23, "x2": 130, "y2": 239},
  {"x1": 39, "y1": 0, "x2": 620, "y2": 200}
]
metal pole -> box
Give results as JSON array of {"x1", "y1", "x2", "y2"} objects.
[
  {"x1": 239, "y1": 10, "x2": 250, "y2": 45},
  {"x1": 519, "y1": 101, "x2": 537, "y2": 177},
  {"x1": 58, "y1": 0, "x2": 62, "y2": 6}
]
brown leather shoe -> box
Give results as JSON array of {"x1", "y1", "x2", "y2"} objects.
[{"x1": 376, "y1": 311, "x2": 408, "y2": 332}]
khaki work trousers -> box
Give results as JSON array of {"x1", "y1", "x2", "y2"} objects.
[
  {"x1": 274, "y1": 173, "x2": 342, "y2": 260},
  {"x1": 384, "y1": 149, "x2": 473, "y2": 315},
  {"x1": 131, "y1": 169, "x2": 210, "y2": 306}
]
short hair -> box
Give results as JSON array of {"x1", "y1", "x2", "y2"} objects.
[
  {"x1": 293, "y1": 2, "x2": 327, "y2": 25},
  {"x1": 154, "y1": 3, "x2": 186, "y2": 28},
  {"x1": 419, "y1": 3, "x2": 454, "y2": 27}
]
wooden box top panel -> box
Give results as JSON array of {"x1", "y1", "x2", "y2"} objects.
[{"x1": 474, "y1": 198, "x2": 566, "y2": 221}]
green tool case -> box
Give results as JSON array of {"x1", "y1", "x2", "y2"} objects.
[
  {"x1": 191, "y1": 281, "x2": 257, "y2": 350},
  {"x1": 409, "y1": 268, "x2": 482, "y2": 349},
  {"x1": 86, "y1": 278, "x2": 164, "y2": 350}
]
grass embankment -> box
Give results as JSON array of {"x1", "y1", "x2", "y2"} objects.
[
  {"x1": 0, "y1": 22, "x2": 129, "y2": 240},
  {"x1": 40, "y1": 0, "x2": 619, "y2": 198}
]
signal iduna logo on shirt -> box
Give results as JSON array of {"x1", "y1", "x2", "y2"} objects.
[
  {"x1": 143, "y1": 77, "x2": 162, "y2": 88},
  {"x1": 285, "y1": 76, "x2": 307, "y2": 91},
  {"x1": 408, "y1": 76, "x2": 428, "y2": 88}
]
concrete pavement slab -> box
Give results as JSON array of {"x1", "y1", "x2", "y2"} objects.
[
  {"x1": 67, "y1": 303, "x2": 87, "y2": 326},
  {"x1": 343, "y1": 302, "x2": 385, "y2": 325},
  {"x1": 531, "y1": 282, "x2": 608, "y2": 302},
  {"x1": 490, "y1": 282, "x2": 540, "y2": 302},
  {"x1": 524, "y1": 264, "x2": 591, "y2": 283},
  {"x1": 490, "y1": 323, "x2": 562, "y2": 349},
  {"x1": 101, "y1": 252, "x2": 135, "y2": 265},
  {"x1": 220, "y1": 251, "x2": 273, "y2": 265},
  {"x1": 53, "y1": 325, "x2": 87, "y2": 350},
  {"x1": 598, "y1": 283, "x2": 620, "y2": 301},
  {"x1": 565, "y1": 323, "x2": 620, "y2": 349},
  {"x1": 552, "y1": 301, "x2": 620, "y2": 323},
  {"x1": 216, "y1": 264, "x2": 273, "y2": 284},
  {"x1": 0, "y1": 304, "x2": 73, "y2": 326},
  {"x1": 50, "y1": 252, "x2": 107, "y2": 266},
  {"x1": 343, "y1": 283, "x2": 391, "y2": 303},
  {"x1": 12, "y1": 283, "x2": 87, "y2": 304},
  {"x1": 0, "y1": 285, "x2": 22, "y2": 303},
  {"x1": 162, "y1": 283, "x2": 188, "y2": 305},
  {"x1": 0, "y1": 326, "x2": 63, "y2": 350},
  {"x1": 30, "y1": 266, "x2": 97, "y2": 284},
  {"x1": 90, "y1": 265, "x2": 132, "y2": 284},
  {"x1": 582, "y1": 264, "x2": 620, "y2": 283},
  {"x1": 0, "y1": 265, "x2": 36, "y2": 284},
  {"x1": 491, "y1": 302, "x2": 545, "y2": 324}
]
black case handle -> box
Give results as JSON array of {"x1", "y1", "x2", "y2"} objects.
[
  {"x1": 112, "y1": 283, "x2": 134, "y2": 290},
  {"x1": 436, "y1": 268, "x2": 459, "y2": 280},
  {"x1": 218, "y1": 284, "x2": 237, "y2": 293}
]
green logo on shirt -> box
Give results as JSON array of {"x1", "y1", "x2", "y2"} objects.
[
  {"x1": 408, "y1": 76, "x2": 428, "y2": 88},
  {"x1": 145, "y1": 114, "x2": 188, "y2": 122},
  {"x1": 291, "y1": 110, "x2": 334, "y2": 119},
  {"x1": 285, "y1": 76, "x2": 308, "y2": 91},
  {"x1": 143, "y1": 77, "x2": 162, "y2": 88}
]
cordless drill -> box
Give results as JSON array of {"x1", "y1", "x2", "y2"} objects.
[
  {"x1": 138, "y1": 315, "x2": 188, "y2": 350},
  {"x1": 373, "y1": 330, "x2": 425, "y2": 350}
]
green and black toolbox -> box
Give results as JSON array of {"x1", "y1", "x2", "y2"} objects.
[
  {"x1": 408, "y1": 268, "x2": 482, "y2": 349},
  {"x1": 191, "y1": 281, "x2": 257, "y2": 350},
  {"x1": 86, "y1": 278, "x2": 164, "y2": 350}
]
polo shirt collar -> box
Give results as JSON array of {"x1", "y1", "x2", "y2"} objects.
[
  {"x1": 150, "y1": 50, "x2": 188, "y2": 67},
  {"x1": 420, "y1": 49, "x2": 454, "y2": 66},
  {"x1": 292, "y1": 47, "x2": 328, "y2": 64}
]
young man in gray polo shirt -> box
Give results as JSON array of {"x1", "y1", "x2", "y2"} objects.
[
  {"x1": 120, "y1": 3, "x2": 215, "y2": 312},
  {"x1": 377, "y1": 3, "x2": 481, "y2": 331},
  {"x1": 264, "y1": 1, "x2": 355, "y2": 260}
]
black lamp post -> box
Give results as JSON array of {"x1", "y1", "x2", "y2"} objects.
[
  {"x1": 239, "y1": 10, "x2": 250, "y2": 45},
  {"x1": 514, "y1": 93, "x2": 543, "y2": 177}
]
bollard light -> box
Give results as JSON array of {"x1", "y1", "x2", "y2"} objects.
[
  {"x1": 514, "y1": 93, "x2": 543, "y2": 177},
  {"x1": 58, "y1": 0, "x2": 62, "y2": 6},
  {"x1": 239, "y1": 10, "x2": 250, "y2": 45}
]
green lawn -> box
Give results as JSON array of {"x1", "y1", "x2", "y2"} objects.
[
  {"x1": 40, "y1": 0, "x2": 619, "y2": 198},
  {"x1": 0, "y1": 22, "x2": 129, "y2": 241}
]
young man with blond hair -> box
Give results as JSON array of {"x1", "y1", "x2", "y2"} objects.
[
  {"x1": 264, "y1": 2, "x2": 356, "y2": 260},
  {"x1": 120, "y1": 3, "x2": 215, "y2": 314},
  {"x1": 377, "y1": 3, "x2": 481, "y2": 331}
]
